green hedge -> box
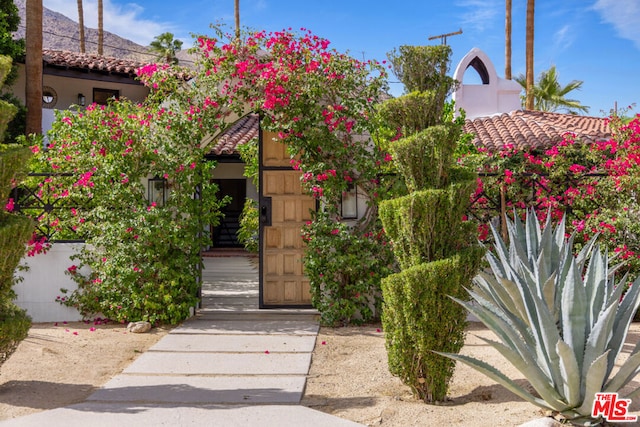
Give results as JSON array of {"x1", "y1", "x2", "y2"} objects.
[
  {"x1": 379, "y1": 178, "x2": 477, "y2": 269},
  {"x1": 0, "y1": 302, "x2": 30, "y2": 364},
  {"x1": 381, "y1": 246, "x2": 484, "y2": 401},
  {"x1": 390, "y1": 124, "x2": 459, "y2": 192}
]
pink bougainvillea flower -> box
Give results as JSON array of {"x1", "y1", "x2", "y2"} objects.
[
  {"x1": 89, "y1": 327, "x2": 96, "y2": 332},
  {"x1": 376, "y1": 328, "x2": 382, "y2": 333},
  {"x1": 5, "y1": 198, "x2": 14, "y2": 212},
  {"x1": 73, "y1": 331, "x2": 78, "y2": 335},
  {"x1": 264, "y1": 350, "x2": 270, "y2": 354},
  {"x1": 321, "y1": 341, "x2": 327, "y2": 345}
]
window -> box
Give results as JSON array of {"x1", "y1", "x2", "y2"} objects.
[
  {"x1": 341, "y1": 184, "x2": 358, "y2": 219},
  {"x1": 93, "y1": 88, "x2": 120, "y2": 105}
]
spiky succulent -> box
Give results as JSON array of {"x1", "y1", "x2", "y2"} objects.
[{"x1": 439, "y1": 210, "x2": 640, "y2": 426}]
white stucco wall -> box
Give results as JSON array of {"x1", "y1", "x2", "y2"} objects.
[
  {"x1": 452, "y1": 48, "x2": 522, "y2": 119},
  {"x1": 14, "y1": 244, "x2": 84, "y2": 322}
]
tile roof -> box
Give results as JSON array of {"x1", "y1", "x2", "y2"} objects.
[
  {"x1": 464, "y1": 110, "x2": 612, "y2": 152},
  {"x1": 42, "y1": 49, "x2": 147, "y2": 77},
  {"x1": 209, "y1": 114, "x2": 259, "y2": 156}
]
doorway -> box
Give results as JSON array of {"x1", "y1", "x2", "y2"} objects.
[{"x1": 211, "y1": 179, "x2": 246, "y2": 248}]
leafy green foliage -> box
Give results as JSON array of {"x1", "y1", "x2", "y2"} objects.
[
  {"x1": 235, "y1": 135, "x2": 259, "y2": 253},
  {"x1": 302, "y1": 210, "x2": 395, "y2": 326},
  {"x1": 0, "y1": 301, "x2": 30, "y2": 364},
  {"x1": 439, "y1": 211, "x2": 640, "y2": 426},
  {"x1": 378, "y1": 45, "x2": 483, "y2": 403},
  {"x1": 514, "y1": 66, "x2": 589, "y2": 114},
  {"x1": 237, "y1": 198, "x2": 258, "y2": 253},
  {"x1": 382, "y1": 247, "x2": 483, "y2": 401},
  {"x1": 149, "y1": 32, "x2": 183, "y2": 64},
  {"x1": 0, "y1": 54, "x2": 32, "y2": 367},
  {"x1": 32, "y1": 82, "x2": 227, "y2": 325}
]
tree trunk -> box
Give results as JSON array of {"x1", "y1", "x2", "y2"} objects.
[
  {"x1": 98, "y1": 0, "x2": 104, "y2": 55},
  {"x1": 505, "y1": 0, "x2": 512, "y2": 80},
  {"x1": 77, "y1": 0, "x2": 85, "y2": 53},
  {"x1": 525, "y1": 0, "x2": 535, "y2": 110},
  {"x1": 234, "y1": 0, "x2": 240, "y2": 39},
  {"x1": 25, "y1": 0, "x2": 43, "y2": 136}
]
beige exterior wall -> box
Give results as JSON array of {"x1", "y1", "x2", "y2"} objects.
[{"x1": 9, "y1": 64, "x2": 149, "y2": 133}]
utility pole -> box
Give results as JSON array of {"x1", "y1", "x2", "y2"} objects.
[{"x1": 428, "y1": 28, "x2": 462, "y2": 45}]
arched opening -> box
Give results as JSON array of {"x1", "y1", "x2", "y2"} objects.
[{"x1": 463, "y1": 56, "x2": 490, "y2": 85}]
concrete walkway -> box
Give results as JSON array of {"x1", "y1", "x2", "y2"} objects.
[{"x1": 1, "y1": 257, "x2": 362, "y2": 426}]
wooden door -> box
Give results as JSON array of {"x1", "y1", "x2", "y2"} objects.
[{"x1": 259, "y1": 129, "x2": 315, "y2": 307}]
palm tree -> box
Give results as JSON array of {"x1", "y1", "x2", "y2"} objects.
[
  {"x1": 515, "y1": 66, "x2": 589, "y2": 114},
  {"x1": 97, "y1": 0, "x2": 103, "y2": 55},
  {"x1": 235, "y1": 0, "x2": 240, "y2": 39},
  {"x1": 25, "y1": 0, "x2": 42, "y2": 135},
  {"x1": 77, "y1": 0, "x2": 85, "y2": 53},
  {"x1": 505, "y1": 0, "x2": 512, "y2": 80},
  {"x1": 525, "y1": 0, "x2": 535, "y2": 109},
  {"x1": 149, "y1": 32, "x2": 183, "y2": 64}
]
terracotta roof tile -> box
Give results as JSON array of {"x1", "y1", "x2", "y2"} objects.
[
  {"x1": 210, "y1": 114, "x2": 259, "y2": 156},
  {"x1": 465, "y1": 110, "x2": 611, "y2": 152},
  {"x1": 42, "y1": 49, "x2": 148, "y2": 77}
]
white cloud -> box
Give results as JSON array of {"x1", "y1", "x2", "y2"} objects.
[
  {"x1": 43, "y1": 0, "x2": 177, "y2": 46},
  {"x1": 592, "y1": 0, "x2": 640, "y2": 49},
  {"x1": 553, "y1": 24, "x2": 574, "y2": 52},
  {"x1": 456, "y1": 0, "x2": 501, "y2": 32}
]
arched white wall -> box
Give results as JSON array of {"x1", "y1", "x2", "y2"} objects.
[{"x1": 452, "y1": 48, "x2": 522, "y2": 119}]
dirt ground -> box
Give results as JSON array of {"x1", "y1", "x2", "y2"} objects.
[
  {"x1": 0, "y1": 320, "x2": 168, "y2": 420},
  {"x1": 1, "y1": 320, "x2": 639, "y2": 426}
]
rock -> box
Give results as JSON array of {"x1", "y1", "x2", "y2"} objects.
[
  {"x1": 126, "y1": 321, "x2": 151, "y2": 333},
  {"x1": 517, "y1": 417, "x2": 564, "y2": 427}
]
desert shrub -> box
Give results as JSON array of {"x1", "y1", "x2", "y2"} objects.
[{"x1": 441, "y1": 211, "x2": 640, "y2": 426}]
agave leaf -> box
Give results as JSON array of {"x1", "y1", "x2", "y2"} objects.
[
  {"x1": 516, "y1": 269, "x2": 564, "y2": 389},
  {"x1": 526, "y1": 209, "x2": 541, "y2": 265},
  {"x1": 604, "y1": 351, "x2": 640, "y2": 392},
  {"x1": 575, "y1": 351, "x2": 611, "y2": 416},
  {"x1": 575, "y1": 234, "x2": 599, "y2": 274},
  {"x1": 508, "y1": 211, "x2": 528, "y2": 264},
  {"x1": 488, "y1": 229, "x2": 512, "y2": 280},
  {"x1": 542, "y1": 271, "x2": 557, "y2": 320},
  {"x1": 538, "y1": 217, "x2": 555, "y2": 280},
  {"x1": 451, "y1": 294, "x2": 532, "y2": 353},
  {"x1": 607, "y1": 277, "x2": 640, "y2": 373},
  {"x1": 485, "y1": 250, "x2": 507, "y2": 281},
  {"x1": 625, "y1": 385, "x2": 640, "y2": 400},
  {"x1": 561, "y1": 258, "x2": 587, "y2": 371},
  {"x1": 475, "y1": 272, "x2": 523, "y2": 322},
  {"x1": 434, "y1": 351, "x2": 555, "y2": 410},
  {"x1": 497, "y1": 276, "x2": 531, "y2": 330},
  {"x1": 476, "y1": 335, "x2": 569, "y2": 410},
  {"x1": 584, "y1": 248, "x2": 606, "y2": 329},
  {"x1": 555, "y1": 245, "x2": 575, "y2": 325},
  {"x1": 582, "y1": 303, "x2": 617, "y2": 383},
  {"x1": 553, "y1": 214, "x2": 566, "y2": 251},
  {"x1": 557, "y1": 340, "x2": 581, "y2": 407},
  {"x1": 536, "y1": 247, "x2": 551, "y2": 297}
]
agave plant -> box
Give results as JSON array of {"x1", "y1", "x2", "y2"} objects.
[{"x1": 439, "y1": 210, "x2": 640, "y2": 426}]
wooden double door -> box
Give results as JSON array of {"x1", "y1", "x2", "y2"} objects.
[{"x1": 259, "y1": 130, "x2": 315, "y2": 307}]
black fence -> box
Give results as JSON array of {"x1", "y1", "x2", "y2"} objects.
[{"x1": 11, "y1": 173, "x2": 87, "y2": 243}]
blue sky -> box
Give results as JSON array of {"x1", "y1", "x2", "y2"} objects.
[{"x1": 42, "y1": 0, "x2": 640, "y2": 117}]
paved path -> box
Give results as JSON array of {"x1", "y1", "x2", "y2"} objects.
[{"x1": 1, "y1": 257, "x2": 362, "y2": 426}]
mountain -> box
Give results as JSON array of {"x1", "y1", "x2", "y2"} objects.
[{"x1": 13, "y1": 0, "x2": 155, "y2": 62}]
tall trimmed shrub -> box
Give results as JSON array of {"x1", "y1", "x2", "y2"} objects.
[
  {"x1": 0, "y1": 55, "x2": 32, "y2": 365},
  {"x1": 378, "y1": 45, "x2": 483, "y2": 402}
]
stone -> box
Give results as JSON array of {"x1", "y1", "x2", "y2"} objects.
[
  {"x1": 517, "y1": 417, "x2": 564, "y2": 427},
  {"x1": 126, "y1": 321, "x2": 151, "y2": 333}
]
